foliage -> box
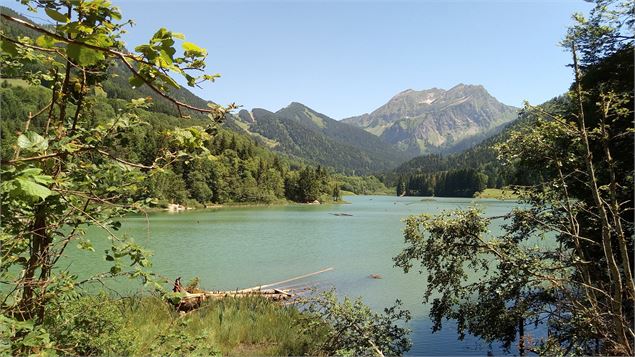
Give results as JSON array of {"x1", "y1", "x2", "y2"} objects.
[
  {"x1": 304, "y1": 290, "x2": 412, "y2": 356},
  {"x1": 45, "y1": 293, "x2": 135, "y2": 356},
  {"x1": 284, "y1": 165, "x2": 339, "y2": 203},
  {"x1": 125, "y1": 295, "x2": 327, "y2": 356},
  {"x1": 394, "y1": 209, "x2": 538, "y2": 352},
  {"x1": 0, "y1": 0, "x2": 231, "y2": 353},
  {"x1": 6, "y1": 293, "x2": 332, "y2": 356},
  {"x1": 148, "y1": 319, "x2": 220, "y2": 357},
  {"x1": 394, "y1": 1, "x2": 634, "y2": 354},
  {"x1": 335, "y1": 174, "x2": 389, "y2": 195},
  {"x1": 0, "y1": 314, "x2": 56, "y2": 356},
  {"x1": 395, "y1": 167, "x2": 488, "y2": 197},
  {"x1": 0, "y1": 81, "x2": 342, "y2": 206}
]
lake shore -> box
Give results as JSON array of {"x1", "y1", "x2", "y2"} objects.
[{"x1": 152, "y1": 198, "x2": 351, "y2": 213}]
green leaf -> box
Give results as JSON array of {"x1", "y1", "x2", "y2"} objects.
[
  {"x1": 77, "y1": 239, "x2": 95, "y2": 252},
  {"x1": 131, "y1": 97, "x2": 147, "y2": 106},
  {"x1": 45, "y1": 7, "x2": 70, "y2": 23},
  {"x1": 172, "y1": 32, "x2": 185, "y2": 40},
  {"x1": 151, "y1": 28, "x2": 170, "y2": 43},
  {"x1": 182, "y1": 42, "x2": 206, "y2": 56},
  {"x1": 156, "y1": 72, "x2": 179, "y2": 89},
  {"x1": 17, "y1": 132, "x2": 48, "y2": 152},
  {"x1": 16, "y1": 178, "x2": 52, "y2": 200},
  {"x1": 111, "y1": 7, "x2": 122, "y2": 21},
  {"x1": 85, "y1": 33, "x2": 113, "y2": 48},
  {"x1": 67, "y1": 43, "x2": 104, "y2": 66},
  {"x1": 31, "y1": 174, "x2": 53, "y2": 185},
  {"x1": 158, "y1": 49, "x2": 173, "y2": 66},
  {"x1": 35, "y1": 35, "x2": 57, "y2": 48}
]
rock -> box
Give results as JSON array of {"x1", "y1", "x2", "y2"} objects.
[{"x1": 167, "y1": 203, "x2": 186, "y2": 212}]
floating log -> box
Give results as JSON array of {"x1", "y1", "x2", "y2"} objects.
[{"x1": 240, "y1": 267, "x2": 334, "y2": 292}]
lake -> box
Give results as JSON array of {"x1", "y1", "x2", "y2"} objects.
[{"x1": 74, "y1": 195, "x2": 521, "y2": 355}]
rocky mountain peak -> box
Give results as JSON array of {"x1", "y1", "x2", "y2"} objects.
[{"x1": 341, "y1": 84, "x2": 519, "y2": 156}]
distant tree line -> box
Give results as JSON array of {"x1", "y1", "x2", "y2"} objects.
[{"x1": 396, "y1": 168, "x2": 487, "y2": 197}]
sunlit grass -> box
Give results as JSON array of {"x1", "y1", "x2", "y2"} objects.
[
  {"x1": 121, "y1": 295, "x2": 327, "y2": 356},
  {"x1": 474, "y1": 188, "x2": 519, "y2": 200}
]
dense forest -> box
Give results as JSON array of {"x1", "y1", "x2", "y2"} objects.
[{"x1": 230, "y1": 103, "x2": 408, "y2": 175}]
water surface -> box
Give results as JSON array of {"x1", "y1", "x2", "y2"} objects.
[{"x1": 75, "y1": 195, "x2": 520, "y2": 355}]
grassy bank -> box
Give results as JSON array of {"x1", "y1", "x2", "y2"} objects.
[
  {"x1": 43, "y1": 294, "x2": 327, "y2": 356},
  {"x1": 474, "y1": 188, "x2": 520, "y2": 200}
]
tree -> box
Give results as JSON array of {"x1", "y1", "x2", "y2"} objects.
[
  {"x1": 396, "y1": 178, "x2": 405, "y2": 196},
  {"x1": 394, "y1": 1, "x2": 634, "y2": 354},
  {"x1": 0, "y1": 0, "x2": 233, "y2": 352},
  {"x1": 304, "y1": 290, "x2": 412, "y2": 356}
]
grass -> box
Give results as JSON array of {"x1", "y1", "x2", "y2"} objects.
[
  {"x1": 475, "y1": 188, "x2": 520, "y2": 200},
  {"x1": 40, "y1": 292, "x2": 327, "y2": 355},
  {"x1": 1, "y1": 78, "x2": 30, "y2": 88},
  {"x1": 102, "y1": 295, "x2": 326, "y2": 356}
]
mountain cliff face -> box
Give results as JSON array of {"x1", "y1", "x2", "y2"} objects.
[
  {"x1": 227, "y1": 103, "x2": 409, "y2": 174},
  {"x1": 342, "y1": 84, "x2": 519, "y2": 156}
]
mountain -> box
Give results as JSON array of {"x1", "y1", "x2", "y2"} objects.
[
  {"x1": 380, "y1": 95, "x2": 574, "y2": 198},
  {"x1": 227, "y1": 103, "x2": 409, "y2": 174},
  {"x1": 342, "y1": 84, "x2": 519, "y2": 156}
]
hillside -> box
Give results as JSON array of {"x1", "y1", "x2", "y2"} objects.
[
  {"x1": 228, "y1": 103, "x2": 409, "y2": 174},
  {"x1": 382, "y1": 95, "x2": 572, "y2": 196},
  {"x1": 342, "y1": 84, "x2": 519, "y2": 156}
]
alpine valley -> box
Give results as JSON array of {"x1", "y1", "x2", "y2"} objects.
[{"x1": 226, "y1": 84, "x2": 520, "y2": 174}]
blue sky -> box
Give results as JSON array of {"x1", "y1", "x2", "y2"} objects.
[{"x1": 5, "y1": 0, "x2": 594, "y2": 118}]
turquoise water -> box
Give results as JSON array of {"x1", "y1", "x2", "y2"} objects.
[{"x1": 74, "y1": 195, "x2": 520, "y2": 355}]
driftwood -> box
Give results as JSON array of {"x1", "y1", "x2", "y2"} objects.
[{"x1": 171, "y1": 267, "x2": 333, "y2": 312}]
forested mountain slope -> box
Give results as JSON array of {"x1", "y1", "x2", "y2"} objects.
[
  {"x1": 228, "y1": 103, "x2": 410, "y2": 174},
  {"x1": 381, "y1": 96, "x2": 569, "y2": 196}
]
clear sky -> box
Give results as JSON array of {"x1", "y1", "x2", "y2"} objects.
[{"x1": 5, "y1": 0, "x2": 594, "y2": 119}]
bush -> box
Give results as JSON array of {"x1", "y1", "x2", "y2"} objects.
[{"x1": 45, "y1": 293, "x2": 135, "y2": 356}]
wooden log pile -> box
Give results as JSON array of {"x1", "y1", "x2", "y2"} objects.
[{"x1": 170, "y1": 267, "x2": 333, "y2": 312}]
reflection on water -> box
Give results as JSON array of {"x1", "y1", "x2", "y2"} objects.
[{"x1": 72, "y1": 195, "x2": 522, "y2": 355}]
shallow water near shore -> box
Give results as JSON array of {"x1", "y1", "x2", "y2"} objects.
[{"x1": 73, "y1": 195, "x2": 525, "y2": 355}]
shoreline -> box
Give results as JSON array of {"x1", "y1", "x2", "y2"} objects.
[{"x1": 150, "y1": 198, "x2": 350, "y2": 213}]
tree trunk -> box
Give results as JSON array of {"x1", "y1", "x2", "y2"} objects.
[
  {"x1": 518, "y1": 318, "x2": 525, "y2": 357},
  {"x1": 571, "y1": 43, "x2": 630, "y2": 355},
  {"x1": 18, "y1": 205, "x2": 47, "y2": 321}
]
